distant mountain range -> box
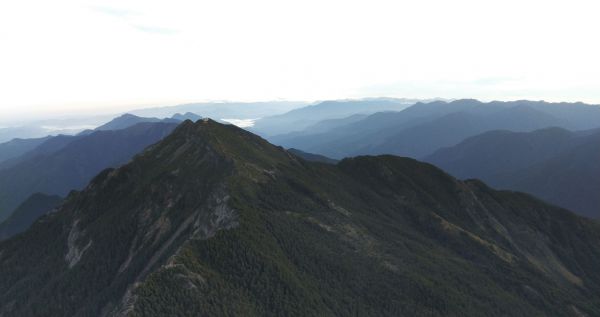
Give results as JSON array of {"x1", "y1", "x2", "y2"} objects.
[
  {"x1": 250, "y1": 98, "x2": 425, "y2": 136},
  {"x1": 0, "y1": 121, "x2": 179, "y2": 221},
  {"x1": 0, "y1": 134, "x2": 86, "y2": 170},
  {"x1": 0, "y1": 113, "x2": 201, "y2": 167},
  {"x1": 0, "y1": 112, "x2": 202, "y2": 169},
  {"x1": 0, "y1": 100, "x2": 345, "y2": 143},
  {"x1": 0, "y1": 119, "x2": 598, "y2": 316},
  {"x1": 88, "y1": 112, "x2": 200, "y2": 133},
  {"x1": 0, "y1": 136, "x2": 52, "y2": 164},
  {"x1": 94, "y1": 113, "x2": 176, "y2": 131},
  {"x1": 287, "y1": 148, "x2": 338, "y2": 164},
  {"x1": 268, "y1": 99, "x2": 600, "y2": 159},
  {"x1": 426, "y1": 127, "x2": 600, "y2": 218},
  {"x1": 0, "y1": 125, "x2": 84, "y2": 144},
  {"x1": 130, "y1": 101, "x2": 307, "y2": 120}
]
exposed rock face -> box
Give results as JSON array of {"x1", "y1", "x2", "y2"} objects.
[
  {"x1": 111, "y1": 189, "x2": 238, "y2": 317},
  {"x1": 65, "y1": 220, "x2": 92, "y2": 268}
]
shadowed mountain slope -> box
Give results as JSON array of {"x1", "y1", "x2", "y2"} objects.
[
  {"x1": 0, "y1": 193, "x2": 62, "y2": 240},
  {"x1": 497, "y1": 132, "x2": 600, "y2": 219},
  {"x1": 287, "y1": 148, "x2": 338, "y2": 164},
  {"x1": 425, "y1": 127, "x2": 578, "y2": 180},
  {"x1": 425, "y1": 128, "x2": 600, "y2": 218}
]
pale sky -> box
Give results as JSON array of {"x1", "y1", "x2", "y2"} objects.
[{"x1": 1, "y1": 0, "x2": 599, "y2": 120}]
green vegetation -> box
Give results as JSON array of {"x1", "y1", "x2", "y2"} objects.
[{"x1": 0, "y1": 119, "x2": 599, "y2": 316}]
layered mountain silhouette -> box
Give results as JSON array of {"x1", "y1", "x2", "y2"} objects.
[
  {"x1": 269, "y1": 114, "x2": 369, "y2": 145},
  {"x1": 270, "y1": 99, "x2": 600, "y2": 159},
  {"x1": 1, "y1": 119, "x2": 598, "y2": 316},
  {"x1": 287, "y1": 148, "x2": 338, "y2": 164},
  {"x1": 94, "y1": 114, "x2": 179, "y2": 131},
  {"x1": 0, "y1": 136, "x2": 52, "y2": 165},
  {"x1": 0, "y1": 125, "x2": 82, "y2": 144},
  {"x1": 0, "y1": 122, "x2": 178, "y2": 221},
  {"x1": 1, "y1": 113, "x2": 192, "y2": 169},
  {"x1": 251, "y1": 98, "x2": 421, "y2": 136},
  {"x1": 0, "y1": 134, "x2": 86, "y2": 170},
  {"x1": 0, "y1": 193, "x2": 62, "y2": 240},
  {"x1": 131, "y1": 101, "x2": 307, "y2": 121},
  {"x1": 426, "y1": 127, "x2": 600, "y2": 218}
]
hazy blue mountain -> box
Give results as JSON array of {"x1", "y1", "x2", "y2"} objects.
[
  {"x1": 425, "y1": 127, "x2": 577, "y2": 180},
  {"x1": 502, "y1": 100, "x2": 600, "y2": 130},
  {"x1": 0, "y1": 126, "x2": 53, "y2": 143},
  {"x1": 271, "y1": 99, "x2": 600, "y2": 159},
  {"x1": 0, "y1": 113, "x2": 190, "y2": 170},
  {"x1": 0, "y1": 136, "x2": 52, "y2": 165},
  {"x1": 266, "y1": 99, "x2": 500, "y2": 155},
  {"x1": 305, "y1": 113, "x2": 369, "y2": 131},
  {"x1": 0, "y1": 193, "x2": 62, "y2": 240},
  {"x1": 425, "y1": 127, "x2": 600, "y2": 218},
  {"x1": 357, "y1": 105, "x2": 562, "y2": 158},
  {"x1": 287, "y1": 148, "x2": 338, "y2": 164},
  {"x1": 269, "y1": 114, "x2": 368, "y2": 145},
  {"x1": 266, "y1": 110, "x2": 437, "y2": 154},
  {"x1": 0, "y1": 135, "x2": 83, "y2": 170},
  {"x1": 0, "y1": 122, "x2": 178, "y2": 221},
  {"x1": 130, "y1": 101, "x2": 308, "y2": 121},
  {"x1": 0, "y1": 119, "x2": 599, "y2": 316},
  {"x1": 251, "y1": 98, "x2": 422, "y2": 136},
  {"x1": 0, "y1": 124, "x2": 96, "y2": 143},
  {"x1": 94, "y1": 113, "x2": 174, "y2": 131},
  {"x1": 171, "y1": 112, "x2": 202, "y2": 121},
  {"x1": 502, "y1": 132, "x2": 600, "y2": 219}
]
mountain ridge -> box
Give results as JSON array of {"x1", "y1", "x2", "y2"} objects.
[
  {"x1": 425, "y1": 127, "x2": 600, "y2": 218},
  {"x1": 270, "y1": 99, "x2": 600, "y2": 159},
  {"x1": 0, "y1": 119, "x2": 599, "y2": 316}
]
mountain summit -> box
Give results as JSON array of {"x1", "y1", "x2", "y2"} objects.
[{"x1": 0, "y1": 119, "x2": 599, "y2": 316}]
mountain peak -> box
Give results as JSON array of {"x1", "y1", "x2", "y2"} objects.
[
  {"x1": 95, "y1": 113, "x2": 163, "y2": 131},
  {"x1": 117, "y1": 113, "x2": 139, "y2": 119},
  {"x1": 171, "y1": 112, "x2": 202, "y2": 122},
  {"x1": 2, "y1": 118, "x2": 600, "y2": 316},
  {"x1": 166, "y1": 118, "x2": 293, "y2": 170}
]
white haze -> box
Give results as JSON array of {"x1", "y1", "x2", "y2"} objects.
[{"x1": 1, "y1": 0, "x2": 600, "y2": 122}]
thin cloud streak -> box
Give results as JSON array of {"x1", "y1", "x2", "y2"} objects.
[
  {"x1": 88, "y1": 5, "x2": 179, "y2": 35},
  {"x1": 88, "y1": 5, "x2": 138, "y2": 18},
  {"x1": 132, "y1": 25, "x2": 179, "y2": 35}
]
